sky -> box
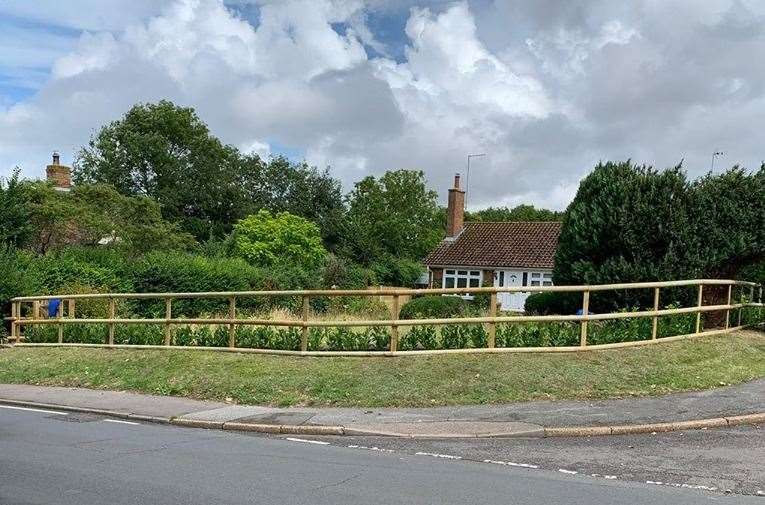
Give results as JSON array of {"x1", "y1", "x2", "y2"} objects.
[{"x1": 1, "y1": 0, "x2": 764, "y2": 211}]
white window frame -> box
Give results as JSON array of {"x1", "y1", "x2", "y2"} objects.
[
  {"x1": 526, "y1": 271, "x2": 553, "y2": 287},
  {"x1": 442, "y1": 268, "x2": 483, "y2": 299}
]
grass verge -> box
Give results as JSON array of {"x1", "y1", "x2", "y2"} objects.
[{"x1": 0, "y1": 331, "x2": 763, "y2": 408}]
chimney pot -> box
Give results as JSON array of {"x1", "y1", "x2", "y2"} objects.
[
  {"x1": 52, "y1": 151, "x2": 60, "y2": 165},
  {"x1": 454, "y1": 173, "x2": 461, "y2": 189}
]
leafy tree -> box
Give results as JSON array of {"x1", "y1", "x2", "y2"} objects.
[
  {"x1": 554, "y1": 160, "x2": 765, "y2": 311},
  {"x1": 0, "y1": 169, "x2": 32, "y2": 247},
  {"x1": 232, "y1": 210, "x2": 327, "y2": 270},
  {"x1": 238, "y1": 155, "x2": 347, "y2": 250},
  {"x1": 343, "y1": 170, "x2": 442, "y2": 269},
  {"x1": 73, "y1": 100, "x2": 243, "y2": 239},
  {"x1": 466, "y1": 204, "x2": 562, "y2": 222},
  {"x1": 26, "y1": 182, "x2": 195, "y2": 254}
]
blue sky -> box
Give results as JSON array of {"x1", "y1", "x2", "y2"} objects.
[{"x1": 2, "y1": 0, "x2": 765, "y2": 210}]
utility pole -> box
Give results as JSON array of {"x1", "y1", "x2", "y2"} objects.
[{"x1": 465, "y1": 153, "x2": 485, "y2": 209}]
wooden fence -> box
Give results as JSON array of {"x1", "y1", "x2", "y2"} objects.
[{"x1": 5, "y1": 279, "x2": 763, "y2": 356}]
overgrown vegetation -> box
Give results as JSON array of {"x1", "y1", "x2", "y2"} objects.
[
  {"x1": 2, "y1": 101, "x2": 763, "y2": 350},
  {"x1": 2, "y1": 332, "x2": 763, "y2": 407}
]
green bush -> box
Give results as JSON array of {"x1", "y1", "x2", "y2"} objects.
[
  {"x1": 399, "y1": 325, "x2": 438, "y2": 350},
  {"x1": 524, "y1": 291, "x2": 579, "y2": 315},
  {"x1": 399, "y1": 295, "x2": 470, "y2": 320},
  {"x1": 129, "y1": 252, "x2": 265, "y2": 316},
  {"x1": 496, "y1": 322, "x2": 579, "y2": 347}
]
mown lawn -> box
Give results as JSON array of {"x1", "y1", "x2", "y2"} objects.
[{"x1": 1, "y1": 331, "x2": 763, "y2": 408}]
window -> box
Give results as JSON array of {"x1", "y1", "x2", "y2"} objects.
[
  {"x1": 528, "y1": 272, "x2": 553, "y2": 287},
  {"x1": 442, "y1": 269, "x2": 482, "y2": 297}
]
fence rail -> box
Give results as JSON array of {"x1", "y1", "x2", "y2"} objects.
[{"x1": 5, "y1": 279, "x2": 764, "y2": 356}]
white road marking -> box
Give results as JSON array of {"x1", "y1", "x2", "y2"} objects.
[
  {"x1": 558, "y1": 469, "x2": 578, "y2": 475},
  {"x1": 483, "y1": 459, "x2": 539, "y2": 469},
  {"x1": 646, "y1": 480, "x2": 717, "y2": 491},
  {"x1": 285, "y1": 437, "x2": 330, "y2": 445},
  {"x1": 103, "y1": 419, "x2": 140, "y2": 425},
  {"x1": 0, "y1": 405, "x2": 67, "y2": 416},
  {"x1": 347, "y1": 444, "x2": 395, "y2": 453},
  {"x1": 415, "y1": 452, "x2": 462, "y2": 460}
]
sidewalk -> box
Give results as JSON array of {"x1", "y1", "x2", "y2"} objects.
[{"x1": 1, "y1": 380, "x2": 763, "y2": 438}]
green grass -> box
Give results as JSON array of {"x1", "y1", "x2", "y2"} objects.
[{"x1": 1, "y1": 331, "x2": 763, "y2": 408}]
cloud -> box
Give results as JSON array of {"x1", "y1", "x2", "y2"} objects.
[{"x1": 2, "y1": 0, "x2": 765, "y2": 211}]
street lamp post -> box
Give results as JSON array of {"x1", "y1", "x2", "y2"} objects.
[{"x1": 465, "y1": 153, "x2": 486, "y2": 209}]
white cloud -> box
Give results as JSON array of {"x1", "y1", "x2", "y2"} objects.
[{"x1": 2, "y1": 0, "x2": 765, "y2": 212}]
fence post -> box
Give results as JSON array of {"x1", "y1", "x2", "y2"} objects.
[
  {"x1": 725, "y1": 284, "x2": 732, "y2": 330},
  {"x1": 228, "y1": 297, "x2": 237, "y2": 349},
  {"x1": 68, "y1": 299, "x2": 75, "y2": 319},
  {"x1": 300, "y1": 295, "x2": 310, "y2": 352},
  {"x1": 695, "y1": 283, "x2": 703, "y2": 334},
  {"x1": 10, "y1": 301, "x2": 17, "y2": 342},
  {"x1": 487, "y1": 291, "x2": 497, "y2": 348},
  {"x1": 580, "y1": 290, "x2": 590, "y2": 347},
  {"x1": 33, "y1": 301, "x2": 40, "y2": 321},
  {"x1": 108, "y1": 298, "x2": 116, "y2": 345},
  {"x1": 57, "y1": 299, "x2": 64, "y2": 343},
  {"x1": 390, "y1": 294, "x2": 400, "y2": 353},
  {"x1": 651, "y1": 287, "x2": 660, "y2": 340},
  {"x1": 164, "y1": 298, "x2": 173, "y2": 346}
]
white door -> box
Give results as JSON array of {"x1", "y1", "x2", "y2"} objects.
[{"x1": 494, "y1": 270, "x2": 525, "y2": 311}]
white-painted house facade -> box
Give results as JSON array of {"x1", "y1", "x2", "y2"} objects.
[{"x1": 424, "y1": 175, "x2": 561, "y2": 312}]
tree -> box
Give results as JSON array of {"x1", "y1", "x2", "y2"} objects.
[
  {"x1": 232, "y1": 210, "x2": 327, "y2": 270},
  {"x1": 467, "y1": 204, "x2": 562, "y2": 222},
  {"x1": 26, "y1": 182, "x2": 195, "y2": 254},
  {"x1": 238, "y1": 155, "x2": 347, "y2": 250},
  {"x1": 74, "y1": 100, "x2": 243, "y2": 240},
  {"x1": 344, "y1": 170, "x2": 442, "y2": 263},
  {"x1": 553, "y1": 160, "x2": 765, "y2": 311},
  {"x1": 0, "y1": 169, "x2": 32, "y2": 247}
]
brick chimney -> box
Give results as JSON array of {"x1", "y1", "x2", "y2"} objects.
[
  {"x1": 446, "y1": 173, "x2": 465, "y2": 238},
  {"x1": 46, "y1": 151, "x2": 71, "y2": 191}
]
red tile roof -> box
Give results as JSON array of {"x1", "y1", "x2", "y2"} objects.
[{"x1": 424, "y1": 221, "x2": 562, "y2": 269}]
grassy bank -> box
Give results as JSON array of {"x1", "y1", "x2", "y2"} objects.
[{"x1": 1, "y1": 331, "x2": 763, "y2": 408}]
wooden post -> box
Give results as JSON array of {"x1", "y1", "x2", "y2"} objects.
[
  {"x1": 10, "y1": 301, "x2": 17, "y2": 342},
  {"x1": 390, "y1": 294, "x2": 400, "y2": 352},
  {"x1": 579, "y1": 290, "x2": 590, "y2": 347},
  {"x1": 68, "y1": 299, "x2": 75, "y2": 319},
  {"x1": 164, "y1": 298, "x2": 173, "y2": 346},
  {"x1": 300, "y1": 295, "x2": 309, "y2": 352},
  {"x1": 725, "y1": 284, "x2": 732, "y2": 329},
  {"x1": 57, "y1": 299, "x2": 64, "y2": 344},
  {"x1": 651, "y1": 287, "x2": 660, "y2": 340},
  {"x1": 32, "y1": 301, "x2": 41, "y2": 321},
  {"x1": 695, "y1": 284, "x2": 703, "y2": 334},
  {"x1": 487, "y1": 292, "x2": 497, "y2": 348},
  {"x1": 108, "y1": 298, "x2": 116, "y2": 345},
  {"x1": 228, "y1": 297, "x2": 237, "y2": 349}
]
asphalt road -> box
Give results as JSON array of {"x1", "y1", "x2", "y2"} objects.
[{"x1": 0, "y1": 406, "x2": 762, "y2": 505}]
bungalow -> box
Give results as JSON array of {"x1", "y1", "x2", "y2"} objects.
[{"x1": 423, "y1": 174, "x2": 562, "y2": 311}]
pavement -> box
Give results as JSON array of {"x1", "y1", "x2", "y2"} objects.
[
  {"x1": 0, "y1": 378, "x2": 763, "y2": 438},
  {"x1": 1, "y1": 406, "x2": 762, "y2": 504}
]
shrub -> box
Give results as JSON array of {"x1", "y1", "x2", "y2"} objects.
[
  {"x1": 496, "y1": 322, "x2": 579, "y2": 347},
  {"x1": 129, "y1": 252, "x2": 265, "y2": 316},
  {"x1": 524, "y1": 291, "x2": 579, "y2": 315},
  {"x1": 399, "y1": 325, "x2": 438, "y2": 350},
  {"x1": 399, "y1": 295, "x2": 469, "y2": 320}
]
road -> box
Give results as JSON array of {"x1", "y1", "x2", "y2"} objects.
[{"x1": 0, "y1": 406, "x2": 761, "y2": 505}]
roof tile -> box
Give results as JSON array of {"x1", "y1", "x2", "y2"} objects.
[{"x1": 424, "y1": 221, "x2": 562, "y2": 269}]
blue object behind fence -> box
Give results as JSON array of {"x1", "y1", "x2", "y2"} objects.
[{"x1": 48, "y1": 299, "x2": 61, "y2": 318}]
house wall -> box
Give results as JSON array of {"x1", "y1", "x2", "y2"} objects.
[{"x1": 429, "y1": 267, "x2": 443, "y2": 288}]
